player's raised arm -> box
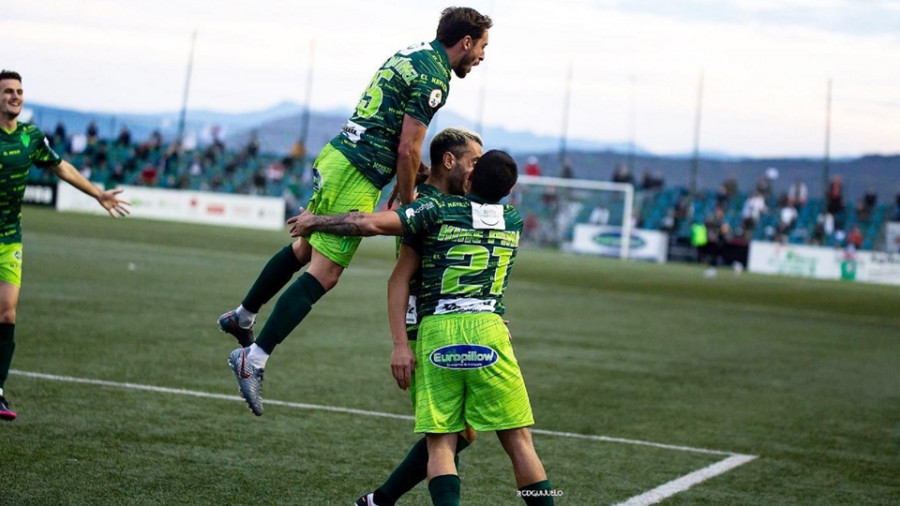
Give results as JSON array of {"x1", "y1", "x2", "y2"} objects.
[
  {"x1": 395, "y1": 115, "x2": 428, "y2": 206},
  {"x1": 50, "y1": 160, "x2": 131, "y2": 218},
  {"x1": 387, "y1": 244, "x2": 420, "y2": 390}
]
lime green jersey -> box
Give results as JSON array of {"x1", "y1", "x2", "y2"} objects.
[
  {"x1": 396, "y1": 193, "x2": 523, "y2": 318},
  {"x1": 330, "y1": 40, "x2": 451, "y2": 189},
  {"x1": 0, "y1": 123, "x2": 61, "y2": 243}
]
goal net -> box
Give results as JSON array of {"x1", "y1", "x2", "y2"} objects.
[{"x1": 508, "y1": 175, "x2": 635, "y2": 259}]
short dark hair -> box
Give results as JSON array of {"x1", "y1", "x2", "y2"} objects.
[
  {"x1": 436, "y1": 7, "x2": 492, "y2": 47},
  {"x1": 471, "y1": 150, "x2": 517, "y2": 203},
  {"x1": 429, "y1": 127, "x2": 482, "y2": 168},
  {"x1": 0, "y1": 70, "x2": 22, "y2": 82}
]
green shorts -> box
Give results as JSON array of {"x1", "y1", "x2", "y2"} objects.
[
  {"x1": 414, "y1": 313, "x2": 534, "y2": 434},
  {"x1": 0, "y1": 243, "x2": 23, "y2": 287},
  {"x1": 306, "y1": 144, "x2": 382, "y2": 268}
]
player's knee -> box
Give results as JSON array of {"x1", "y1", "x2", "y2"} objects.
[
  {"x1": 461, "y1": 424, "x2": 478, "y2": 444},
  {"x1": 0, "y1": 308, "x2": 16, "y2": 324}
]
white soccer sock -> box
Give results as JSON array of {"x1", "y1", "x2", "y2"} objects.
[
  {"x1": 235, "y1": 305, "x2": 256, "y2": 328},
  {"x1": 0, "y1": 387, "x2": 4, "y2": 397},
  {"x1": 247, "y1": 343, "x2": 269, "y2": 369}
]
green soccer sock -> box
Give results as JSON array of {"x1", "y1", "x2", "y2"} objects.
[
  {"x1": 241, "y1": 244, "x2": 304, "y2": 313},
  {"x1": 519, "y1": 480, "x2": 555, "y2": 506},
  {"x1": 375, "y1": 434, "x2": 471, "y2": 505},
  {"x1": 253, "y1": 272, "x2": 325, "y2": 354},
  {"x1": 428, "y1": 474, "x2": 461, "y2": 506},
  {"x1": 0, "y1": 323, "x2": 15, "y2": 390}
]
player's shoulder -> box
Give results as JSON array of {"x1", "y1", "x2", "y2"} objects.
[
  {"x1": 17, "y1": 122, "x2": 39, "y2": 134},
  {"x1": 503, "y1": 204, "x2": 524, "y2": 229}
]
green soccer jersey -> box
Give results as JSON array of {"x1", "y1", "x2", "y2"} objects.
[
  {"x1": 396, "y1": 193, "x2": 523, "y2": 318},
  {"x1": 397, "y1": 183, "x2": 442, "y2": 335},
  {"x1": 0, "y1": 123, "x2": 61, "y2": 243},
  {"x1": 330, "y1": 40, "x2": 451, "y2": 189}
]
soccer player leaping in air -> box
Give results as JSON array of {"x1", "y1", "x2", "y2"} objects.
[{"x1": 219, "y1": 7, "x2": 492, "y2": 417}]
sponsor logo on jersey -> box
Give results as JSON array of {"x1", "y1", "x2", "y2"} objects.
[
  {"x1": 472, "y1": 202, "x2": 505, "y2": 230},
  {"x1": 430, "y1": 344, "x2": 497, "y2": 370},
  {"x1": 406, "y1": 295, "x2": 418, "y2": 325},
  {"x1": 340, "y1": 120, "x2": 366, "y2": 143},
  {"x1": 435, "y1": 297, "x2": 497, "y2": 314},
  {"x1": 429, "y1": 89, "x2": 443, "y2": 108}
]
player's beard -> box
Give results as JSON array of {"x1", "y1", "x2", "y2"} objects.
[{"x1": 454, "y1": 52, "x2": 478, "y2": 78}]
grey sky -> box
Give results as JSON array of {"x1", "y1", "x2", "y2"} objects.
[{"x1": 3, "y1": 0, "x2": 898, "y2": 157}]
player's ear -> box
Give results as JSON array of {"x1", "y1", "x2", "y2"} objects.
[
  {"x1": 463, "y1": 35, "x2": 472, "y2": 51},
  {"x1": 442, "y1": 151, "x2": 455, "y2": 170}
]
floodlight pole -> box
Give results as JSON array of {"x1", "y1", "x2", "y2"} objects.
[
  {"x1": 690, "y1": 69, "x2": 704, "y2": 196},
  {"x1": 823, "y1": 78, "x2": 832, "y2": 197},
  {"x1": 475, "y1": 64, "x2": 488, "y2": 134},
  {"x1": 627, "y1": 74, "x2": 637, "y2": 172},
  {"x1": 177, "y1": 31, "x2": 197, "y2": 146},
  {"x1": 299, "y1": 38, "x2": 316, "y2": 147},
  {"x1": 559, "y1": 60, "x2": 573, "y2": 169}
]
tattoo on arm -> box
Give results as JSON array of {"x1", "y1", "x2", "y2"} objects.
[{"x1": 313, "y1": 213, "x2": 365, "y2": 236}]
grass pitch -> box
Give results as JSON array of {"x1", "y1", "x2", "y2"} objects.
[{"x1": 1, "y1": 207, "x2": 898, "y2": 505}]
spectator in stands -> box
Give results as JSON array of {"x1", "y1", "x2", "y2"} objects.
[
  {"x1": 776, "y1": 193, "x2": 798, "y2": 242},
  {"x1": 893, "y1": 193, "x2": 900, "y2": 221},
  {"x1": 116, "y1": 125, "x2": 132, "y2": 147},
  {"x1": 723, "y1": 175, "x2": 738, "y2": 198},
  {"x1": 247, "y1": 130, "x2": 260, "y2": 158},
  {"x1": 148, "y1": 129, "x2": 163, "y2": 150},
  {"x1": 755, "y1": 175, "x2": 771, "y2": 198},
  {"x1": 856, "y1": 188, "x2": 877, "y2": 223},
  {"x1": 826, "y1": 175, "x2": 844, "y2": 214},
  {"x1": 741, "y1": 191, "x2": 767, "y2": 240},
  {"x1": 290, "y1": 138, "x2": 307, "y2": 162},
  {"x1": 715, "y1": 184, "x2": 730, "y2": 210},
  {"x1": 846, "y1": 225, "x2": 863, "y2": 250},
  {"x1": 140, "y1": 164, "x2": 158, "y2": 186},
  {"x1": 639, "y1": 170, "x2": 664, "y2": 191},
  {"x1": 86, "y1": 121, "x2": 99, "y2": 146},
  {"x1": 788, "y1": 178, "x2": 808, "y2": 210},
  {"x1": 524, "y1": 156, "x2": 541, "y2": 176},
  {"x1": 611, "y1": 163, "x2": 632, "y2": 184},
  {"x1": 559, "y1": 158, "x2": 574, "y2": 179},
  {"x1": 703, "y1": 208, "x2": 731, "y2": 267}
]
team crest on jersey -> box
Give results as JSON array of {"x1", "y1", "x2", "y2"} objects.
[
  {"x1": 20, "y1": 133, "x2": 30, "y2": 148},
  {"x1": 429, "y1": 89, "x2": 443, "y2": 108}
]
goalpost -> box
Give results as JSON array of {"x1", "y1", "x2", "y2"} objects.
[{"x1": 510, "y1": 175, "x2": 635, "y2": 259}]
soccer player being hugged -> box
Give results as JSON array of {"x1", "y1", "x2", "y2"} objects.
[
  {"x1": 356, "y1": 126, "x2": 483, "y2": 506},
  {"x1": 0, "y1": 70, "x2": 130, "y2": 421},
  {"x1": 288, "y1": 151, "x2": 555, "y2": 506},
  {"x1": 219, "y1": 7, "x2": 492, "y2": 417}
]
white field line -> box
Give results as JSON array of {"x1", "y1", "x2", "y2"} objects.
[
  {"x1": 613, "y1": 454, "x2": 758, "y2": 506},
  {"x1": 12, "y1": 369, "x2": 758, "y2": 504}
]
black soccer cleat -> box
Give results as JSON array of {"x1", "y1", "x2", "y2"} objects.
[{"x1": 218, "y1": 310, "x2": 255, "y2": 348}]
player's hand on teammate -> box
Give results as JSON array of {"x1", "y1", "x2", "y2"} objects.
[
  {"x1": 97, "y1": 189, "x2": 131, "y2": 218},
  {"x1": 286, "y1": 208, "x2": 315, "y2": 238},
  {"x1": 390, "y1": 343, "x2": 416, "y2": 390},
  {"x1": 386, "y1": 164, "x2": 430, "y2": 209}
]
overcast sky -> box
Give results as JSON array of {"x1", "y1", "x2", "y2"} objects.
[{"x1": 4, "y1": 0, "x2": 899, "y2": 157}]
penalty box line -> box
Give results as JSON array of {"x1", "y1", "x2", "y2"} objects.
[{"x1": 12, "y1": 369, "x2": 757, "y2": 505}]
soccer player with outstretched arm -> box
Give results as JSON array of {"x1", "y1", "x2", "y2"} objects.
[{"x1": 0, "y1": 70, "x2": 130, "y2": 421}]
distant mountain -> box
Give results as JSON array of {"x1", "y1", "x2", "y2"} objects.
[{"x1": 23, "y1": 101, "x2": 900, "y2": 203}]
